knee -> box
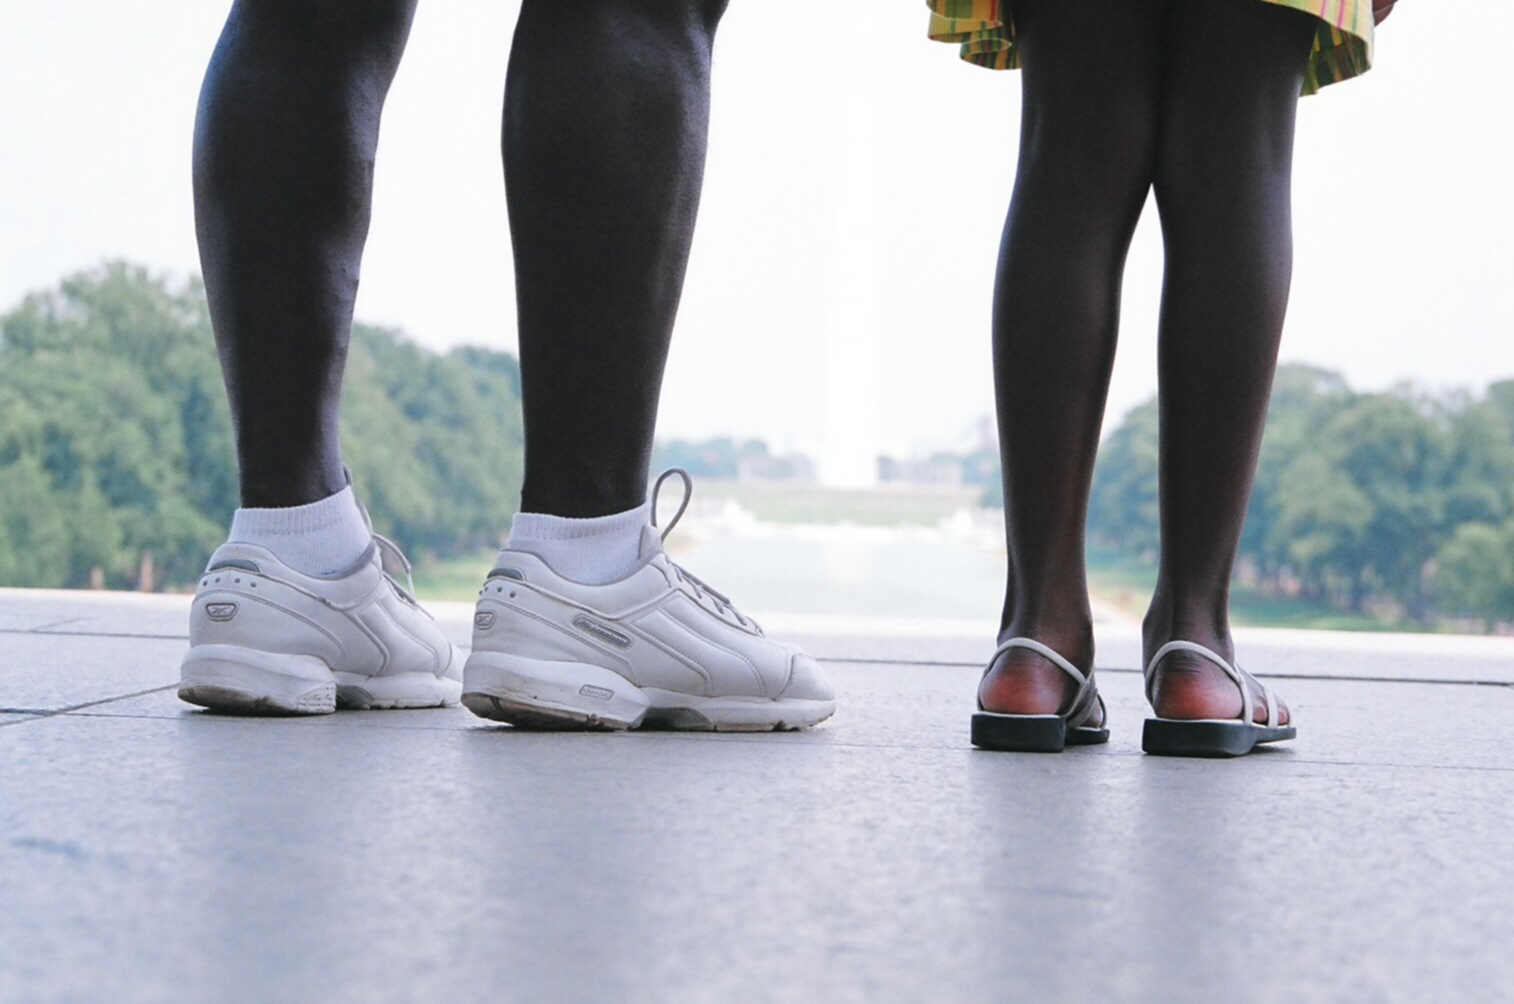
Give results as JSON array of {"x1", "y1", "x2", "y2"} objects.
[
  {"x1": 1018, "y1": 104, "x2": 1156, "y2": 224},
  {"x1": 1153, "y1": 122, "x2": 1291, "y2": 242}
]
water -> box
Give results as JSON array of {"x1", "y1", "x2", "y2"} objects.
[{"x1": 665, "y1": 502, "x2": 1007, "y2": 624}]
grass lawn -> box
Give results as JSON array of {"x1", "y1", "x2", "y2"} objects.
[{"x1": 412, "y1": 548, "x2": 497, "y2": 603}]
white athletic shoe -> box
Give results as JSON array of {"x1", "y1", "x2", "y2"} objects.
[
  {"x1": 462, "y1": 471, "x2": 836, "y2": 731},
  {"x1": 178, "y1": 532, "x2": 462, "y2": 715}
]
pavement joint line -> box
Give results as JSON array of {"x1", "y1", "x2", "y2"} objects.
[
  {"x1": 1, "y1": 627, "x2": 189, "y2": 641},
  {"x1": 0, "y1": 684, "x2": 181, "y2": 726},
  {"x1": 24, "y1": 616, "x2": 89, "y2": 632},
  {"x1": 5, "y1": 629, "x2": 1512, "y2": 688}
]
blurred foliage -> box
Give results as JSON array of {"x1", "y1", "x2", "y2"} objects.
[
  {"x1": 1087, "y1": 364, "x2": 1514, "y2": 628},
  {"x1": 0, "y1": 262, "x2": 522, "y2": 590},
  {"x1": 9, "y1": 263, "x2": 1514, "y2": 630}
]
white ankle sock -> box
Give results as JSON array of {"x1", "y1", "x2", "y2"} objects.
[
  {"x1": 506, "y1": 501, "x2": 651, "y2": 585},
  {"x1": 227, "y1": 486, "x2": 373, "y2": 577}
]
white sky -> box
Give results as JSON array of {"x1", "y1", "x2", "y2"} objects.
[{"x1": 3, "y1": 2, "x2": 1511, "y2": 480}]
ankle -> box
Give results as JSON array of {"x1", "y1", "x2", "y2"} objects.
[
  {"x1": 1142, "y1": 597, "x2": 1233, "y2": 664},
  {"x1": 997, "y1": 616, "x2": 1094, "y2": 669},
  {"x1": 227, "y1": 485, "x2": 371, "y2": 577},
  {"x1": 519, "y1": 471, "x2": 649, "y2": 520},
  {"x1": 237, "y1": 448, "x2": 346, "y2": 509},
  {"x1": 1144, "y1": 611, "x2": 1229, "y2": 675},
  {"x1": 506, "y1": 501, "x2": 651, "y2": 585}
]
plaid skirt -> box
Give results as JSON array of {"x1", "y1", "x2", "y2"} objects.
[{"x1": 926, "y1": 0, "x2": 1374, "y2": 95}]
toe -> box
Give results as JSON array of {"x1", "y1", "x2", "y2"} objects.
[
  {"x1": 1257, "y1": 682, "x2": 1290, "y2": 726},
  {"x1": 780, "y1": 652, "x2": 834, "y2": 702}
]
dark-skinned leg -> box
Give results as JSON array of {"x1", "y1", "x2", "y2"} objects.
[
  {"x1": 1144, "y1": 0, "x2": 1317, "y2": 724},
  {"x1": 193, "y1": 0, "x2": 418, "y2": 508},
  {"x1": 505, "y1": 0, "x2": 728, "y2": 518},
  {"x1": 979, "y1": 0, "x2": 1164, "y2": 716},
  {"x1": 182, "y1": 0, "x2": 461, "y2": 716}
]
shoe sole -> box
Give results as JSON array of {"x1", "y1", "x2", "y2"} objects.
[
  {"x1": 461, "y1": 651, "x2": 835, "y2": 732},
  {"x1": 179, "y1": 644, "x2": 459, "y2": 716},
  {"x1": 333, "y1": 667, "x2": 462, "y2": 710},
  {"x1": 1142, "y1": 717, "x2": 1296, "y2": 757},
  {"x1": 970, "y1": 712, "x2": 1110, "y2": 753}
]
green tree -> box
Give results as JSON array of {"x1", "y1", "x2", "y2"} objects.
[
  {"x1": 1086, "y1": 363, "x2": 1514, "y2": 628},
  {"x1": 0, "y1": 262, "x2": 525, "y2": 590},
  {"x1": 1433, "y1": 521, "x2": 1514, "y2": 625},
  {"x1": 1087, "y1": 399, "x2": 1160, "y2": 558}
]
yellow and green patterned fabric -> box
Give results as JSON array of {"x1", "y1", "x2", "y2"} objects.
[{"x1": 926, "y1": 0, "x2": 1374, "y2": 95}]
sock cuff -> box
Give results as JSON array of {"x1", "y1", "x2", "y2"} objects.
[
  {"x1": 507, "y1": 501, "x2": 651, "y2": 543},
  {"x1": 229, "y1": 486, "x2": 365, "y2": 539}
]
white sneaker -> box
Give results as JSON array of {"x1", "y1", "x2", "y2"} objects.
[
  {"x1": 462, "y1": 473, "x2": 836, "y2": 731},
  {"x1": 178, "y1": 532, "x2": 462, "y2": 715}
]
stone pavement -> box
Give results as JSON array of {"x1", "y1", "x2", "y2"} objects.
[{"x1": 2, "y1": 588, "x2": 1513, "y2": 1003}]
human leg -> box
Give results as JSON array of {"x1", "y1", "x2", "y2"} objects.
[
  {"x1": 193, "y1": 0, "x2": 418, "y2": 509},
  {"x1": 183, "y1": 0, "x2": 460, "y2": 714},
  {"x1": 1143, "y1": 0, "x2": 1317, "y2": 730},
  {"x1": 464, "y1": 2, "x2": 835, "y2": 730},
  {"x1": 979, "y1": 0, "x2": 1165, "y2": 719},
  {"x1": 504, "y1": 0, "x2": 729, "y2": 520}
]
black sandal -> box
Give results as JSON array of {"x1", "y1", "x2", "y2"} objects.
[
  {"x1": 971, "y1": 637, "x2": 1109, "y2": 753},
  {"x1": 1142, "y1": 640, "x2": 1295, "y2": 757}
]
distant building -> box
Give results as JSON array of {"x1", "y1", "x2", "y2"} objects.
[
  {"x1": 876, "y1": 454, "x2": 965, "y2": 488},
  {"x1": 738, "y1": 452, "x2": 817, "y2": 483}
]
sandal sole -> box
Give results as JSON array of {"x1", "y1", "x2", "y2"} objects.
[
  {"x1": 971, "y1": 712, "x2": 1110, "y2": 753},
  {"x1": 1142, "y1": 717, "x2": 1296, "y2": 758}
]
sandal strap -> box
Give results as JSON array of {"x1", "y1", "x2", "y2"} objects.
[
  {"x1": 1069, "y1": 690, "x2": 1107, "y2": 731},
  {"x1": 1260, "y1": 681, "x2": 1280, "y2": 728},
  {"x1": 1146, "y1": 639, "x2": 1276, "y2": 727},
  {"x1": 990, "y1": 637, "x2": 1097, "y2": 722}
]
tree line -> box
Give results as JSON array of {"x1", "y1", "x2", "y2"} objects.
[
  {"x1": 0, "y1": 263, "x2": 523, "y2": 590},
  {"x1": 1087, "y1": 365, "x2": 1514, "y2": 629},
  {"x1": 7, "y1": 264, "x2": 1514, "y2": 628}
]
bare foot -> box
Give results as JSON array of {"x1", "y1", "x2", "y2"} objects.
[
  {"x1": 1145, "y1": 645, "x2": 1290, "y2": 725},
  {"x1": 978, "y1": 635, "x2": 1103, "y2": 727}
]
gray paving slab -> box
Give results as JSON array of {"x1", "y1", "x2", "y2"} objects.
[
  {"x1": 25, "y1": 645, "x2": 1514, "y2": 771},
  {"x1": 1, "y1": 635, "x2": 183, "y2": 713},
  {"x1": 9, "y1": 588, "x2": 1514, "y2": 683},
  {"x1": 0, "y1": 588, "x2": 191, "y2": 637},
  {"x1": 3, "y1": 650, "x2": 1512, "y2": 1002},
  {"x1": 0, "y1": 589, "x2": 476, "y2": 647}
]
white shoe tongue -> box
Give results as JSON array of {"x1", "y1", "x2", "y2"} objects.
[{"x1": 637, "y1": 524, "x2": 664, "y2": 560}]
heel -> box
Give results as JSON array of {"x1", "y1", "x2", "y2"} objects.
[
  {"x1": 970, "y1": 713, "x2": 1068, "y2": 752},
  {"x1": 178, "y1": 644, "x2": 335, "y2": 715},
  {"x1": 462, "y1": 651, "x2": 649, "y2": 730}
]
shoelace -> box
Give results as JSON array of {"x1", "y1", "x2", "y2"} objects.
[
  {"x1": 373, "y1": 531, "x2": 419, "y2": 602},
  {"x1": 346, "y1": 467, "x2": 421, "y2": 604},
  {"x1": 651, "y1": 468, "x2": 758, "y2": 633}
]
